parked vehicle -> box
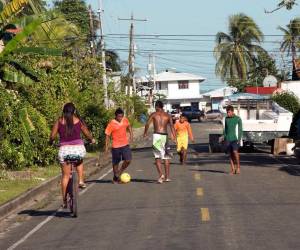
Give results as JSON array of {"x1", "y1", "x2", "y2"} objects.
[
  {"x1": 221, "y1": 96, "x2": 293, "y2": 145},
  {"x1": 181, "y1": 106, "x2": 205, "y2": 122},
  {"x1": 170, "y1": 109, "x2": 180, "y2": 123},
  {"x1": 204, "y1": 109, "x2": 223, "y2": 121}
]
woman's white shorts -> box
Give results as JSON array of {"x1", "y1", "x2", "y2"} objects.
[{"x1": 58, "y1": 145, "x2": 86, "y2": 164}]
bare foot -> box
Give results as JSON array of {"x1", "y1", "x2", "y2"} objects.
[{"x1": 236, "y1": 168, "x2": 241, "y2": 174}]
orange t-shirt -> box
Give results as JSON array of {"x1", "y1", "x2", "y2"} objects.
[
  {"x1": 105, "y1": 118, "x2": 130, "y2": 148},
  {"x1": 174, "y1": 121, "x2": 193, "y2": 138}
]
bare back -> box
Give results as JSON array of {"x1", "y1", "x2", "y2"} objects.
[{"x1": 151, "y1": 110, "x2": 172, "y2": 134}]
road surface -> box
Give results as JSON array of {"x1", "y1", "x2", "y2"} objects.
[{"x1": 1, "y1": 122, "x2": 300, "y2": 250}]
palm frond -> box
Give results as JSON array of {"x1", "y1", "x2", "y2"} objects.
[
  {"x1": 3, "y1": 67, "x2": 34, "y2": 85},
  {"x1": 0, "y1": 0, "x2": 30, "y2": 25}
]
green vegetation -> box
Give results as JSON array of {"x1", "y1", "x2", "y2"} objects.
[
  {"x1": 53, "y1": 0, "x2": 90, "y2": 35},
  {"x1": 272, "y1": 91, "x2": 300, "y2": 114},
  {"x1": 278, "y1": 18, "x2": 300, "y2": 62},
  {"x1": 0, "y1": 0, "x2": 148, "y2": 171},
  {"x1": 214, "y1": 13, "x2": 265, "y2": 82},
  {"x1": 0, "y1": 165, "x2": 60, "y2": 205}
]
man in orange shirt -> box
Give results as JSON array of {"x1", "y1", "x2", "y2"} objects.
[
  {"x1": 174, "y1": 115, "x2": 194, "y2": 165},
  {"x1": 105, "y1": 108, "x2": 133, "y2": 183}
]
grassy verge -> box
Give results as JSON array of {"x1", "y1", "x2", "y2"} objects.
[
  {"x1": 132, "y1": 120, "x2": 144, "y2": 128},
  {"x1": 0, "y1": 165, "x2": 60, "y2": 205}
]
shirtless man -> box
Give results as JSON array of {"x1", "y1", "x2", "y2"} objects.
[{"x1": 144, "y1": 100, "x2": 176, "y2": 183}]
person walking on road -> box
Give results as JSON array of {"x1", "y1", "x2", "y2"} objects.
[
  {"x1": 174, "y1": 115, "x2": 194, "y2": 165},
  {"x1": 144, "y1": 100, "x2": 176, "y2": 183},
  {"x1": 224, "y1": 105, "x2": 243, "y2": 174},
  {"x1": 50, "y1": 103, "x2": 95, "y2": 207},
  {"x1": 105, "y1": 108, "x2": 133, "y2": 183}
]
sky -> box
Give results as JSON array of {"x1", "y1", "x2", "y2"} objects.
[{"x1": 86, "y1": 0, "x2": 300, "y2": 91}]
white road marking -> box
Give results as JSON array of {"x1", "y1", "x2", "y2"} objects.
[{"x1": 7, "y1": 168, "x2": 113, "y2": 250}]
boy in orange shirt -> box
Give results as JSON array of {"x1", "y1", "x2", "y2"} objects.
[
  {"x1": 174, "y1": 115, "x2": 194, "y2": 165},
  {"x1": 105, "y1": 108, "x2": 133, "y2": 183}
]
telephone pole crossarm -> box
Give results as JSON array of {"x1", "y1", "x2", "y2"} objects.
[{"x1": 118, "y1": 14, "x2": 147, "y2": 96}]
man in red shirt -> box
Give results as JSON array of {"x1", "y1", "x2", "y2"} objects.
[{"x1": 105, "y1": 108, "x2": 133, "y2": 183}]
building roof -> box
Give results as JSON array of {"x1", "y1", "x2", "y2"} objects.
[
  {"x1": 225, "y1": 93, "x2": 269, "y2": 101},
  {"x1": 245, "y1": 86, "x2": 278, "y2": 95},
  {"x1": 137, "y1": 70, "x2": 206, "y2": 83},
  {"x1": 202, "y1": 87, "x2": 237, "y2": 98},
  {"x1": 154, "y1": 71, "x2": 205, "y2": 82}
]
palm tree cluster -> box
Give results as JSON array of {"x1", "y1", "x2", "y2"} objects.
[
  {"x1": 215, "y1": 13, "x2": 300, "y2": 85},
  {"x1": 214, "y1": 13, "x2": 265, "y2": 82},
  {"x1": 278, "y1": 18, "x2": 300, "y2": 61}
]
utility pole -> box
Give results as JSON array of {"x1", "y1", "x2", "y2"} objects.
[
  {"x1": 88, "y1": 5, "x2": 96, "y2": 57},
  {"x1": 119, "y1": 14, "x2": 147, "y2": 96},
  {"x1": 148, "y1": 53, "x2": 156, "y2": 107},
  {"x1": 97, "y1": 0, "x2": 109, "y2": 108}
]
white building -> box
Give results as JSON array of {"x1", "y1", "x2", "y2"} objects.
[
  {"x1": 281, "y1": 80, "x2": 300, "y2": 97},
  {"x1": 137, "y1": 70, "x2": 206, "y2": 111}
]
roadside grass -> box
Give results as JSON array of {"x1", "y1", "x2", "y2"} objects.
[
  {"x1": 86, "y1": 151, "x2": 100, "y2": 158},
  {"x1": 132, "y1": 120, "x2": 144, "y2": 128},
  {"x1": 0, "y1": 165, "x2": 60, "y2": 205}
]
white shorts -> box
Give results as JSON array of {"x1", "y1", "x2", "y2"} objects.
[
  {"x1": 58, "y1": 145, "x2": 86, "y2": 164},
  {"x1": 152, "y1": 133, "x2": 172, "y2": 160}
]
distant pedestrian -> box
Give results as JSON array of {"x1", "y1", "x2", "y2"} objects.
[
  {"x1": 223, "y1": 105, "x2": 243, "y2": 174},
  {"x1": 105, "y1": 108, "x2": 133, "y2": 183},
  {"x1": 174, "y1": 115, "x2": 194, "y2": 165},
  {"x1": 144, "y1": 101, "x2": 176, "y2": 183}
]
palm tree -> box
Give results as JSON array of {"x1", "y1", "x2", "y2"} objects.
[
  {"x1": 278, "y1": 18, "x2": 300, "y2": 61},
  {"x1": 214, "y1": 13, "x2": 265, "y2": 82}
]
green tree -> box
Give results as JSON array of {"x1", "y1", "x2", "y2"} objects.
[
  {"x1": 105, "y1": 50, "x2": 121, "y2": 72},
  {"x1": 278, "y1": 18, "x2": 300, "y2": 61},
  {"x1": 272, "y1": 91, "x2": 300, "y2": 114},
  {"x1": 249, "y1": 52, "x2": 280, "y2": 84},
  {"x1": 54, "y1": 0, "x2": 90, "y2": 35},
  {"x1": 214, "y1": 13, "x2": 265, "y2": 82},
  {"x1": 265, "y1": 0, "x2": 296, "y2": 13}
]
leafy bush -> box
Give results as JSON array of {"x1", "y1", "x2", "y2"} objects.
[
  {"x1": 0, "y1": 55, "x2": 110, "y2": 169},
  {"x1": 272, "y1": 91, "x2": 300, "y2": 114}
]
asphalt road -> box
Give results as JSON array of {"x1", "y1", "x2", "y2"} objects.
[{"x1": 1, "y1": 121, "x2": 300, "y2": 250}]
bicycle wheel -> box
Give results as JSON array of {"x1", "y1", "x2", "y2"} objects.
[{"x1": 71, "y1": 171, "x2": 79, "y2": 217}]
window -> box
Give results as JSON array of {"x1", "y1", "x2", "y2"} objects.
[
  {"x1": 156, "y1": 82, "x2": 162, "y2": 90},
  {"x1": 178, "y1": 81, "x2": 189, "y2": 89}
]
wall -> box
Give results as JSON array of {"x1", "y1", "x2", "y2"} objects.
[
  {"x1": 281, "y1": 81, "x2": 300, "y2": 97},
  {"x1": 167, "y1": 80, "x2": 201, "y2": 99}
]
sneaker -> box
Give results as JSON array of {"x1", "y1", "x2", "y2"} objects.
[
  {"x1": 157, "y1": 175, "x2": 165, "y2": 184},
  {"x1": 164, "y1": 178, "x2": 172, "y2": 182}
]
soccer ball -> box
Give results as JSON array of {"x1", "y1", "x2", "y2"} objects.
[{"x1": 120, "y1": 173, "x2": 131, "y2": 183}]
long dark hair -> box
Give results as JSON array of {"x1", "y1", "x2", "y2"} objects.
[{"x1": 62, "y1": 102, "x2": 76, "y2": 137}]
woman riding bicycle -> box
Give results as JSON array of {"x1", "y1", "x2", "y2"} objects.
[{"x1": 50, "y1": 102, "x2": 95, "y2": 207}]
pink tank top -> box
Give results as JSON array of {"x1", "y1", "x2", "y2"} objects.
[{"x1": 58, "y1": 121, "x2": 83, "y2": 146}]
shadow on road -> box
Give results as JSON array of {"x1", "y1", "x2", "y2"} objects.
[
  {"x1": 18, "y1": 209, "x2": 72, "y2": 218},
  {"x1": 279, "y1": 166, "x2": 300, "y2": 176},
  {"x1": 86, "y1": 178, "x2": 157, "y2": 184},
  {"x1": 189, "y1": 169, "x2": 227, "y2": 174}
]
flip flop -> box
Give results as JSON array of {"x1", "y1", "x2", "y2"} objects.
[{"x1": 79, "y1": 183, "x2": 87, "y2": 189}]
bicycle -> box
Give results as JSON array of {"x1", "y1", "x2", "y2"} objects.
[{"x1": 63, "y1": 154, "x2": 83, "y2": 218}]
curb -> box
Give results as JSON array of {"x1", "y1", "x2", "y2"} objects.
[{"x1": 0, "y1": 157, "x2": 110, "y2": 222}]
